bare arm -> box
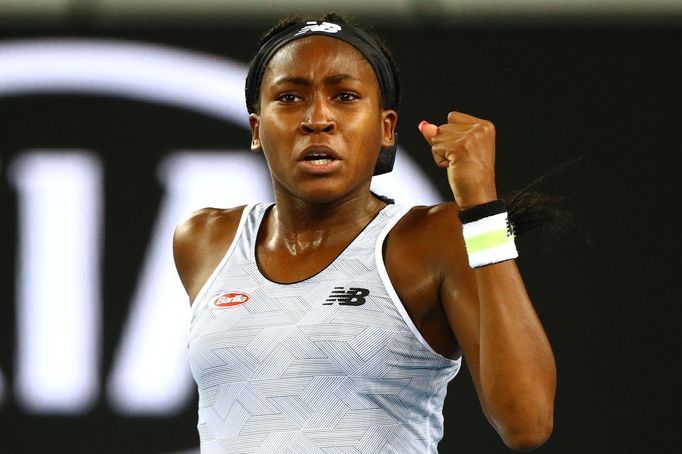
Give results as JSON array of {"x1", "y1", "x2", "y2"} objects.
[
  {"x1": 474, "y1": 260, "x2": 555, "y2": 448},
  {"x1": 420, "y1": 112, "x2": 556, "y2": 449},
  {"x1": 439, "y1": 235, "x2": 555, "y2": 449}
]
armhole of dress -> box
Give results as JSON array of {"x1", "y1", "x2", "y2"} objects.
[
  {"x1": 375, "y1": 205, "x2": 461, "y2": 366},
  {"x1": 188, "y1": 204, "x2": 257, "y2": 323}
]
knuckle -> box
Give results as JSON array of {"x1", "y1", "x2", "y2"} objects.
[
  {"x1": 481, "y1": 120, "x2": 495, "y2": 133},
  {"x1": 432, "y1": 144, "x2": 450, "y2": 158}
]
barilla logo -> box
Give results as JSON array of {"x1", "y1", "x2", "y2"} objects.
[
  {"x1": 209, "y1": 292, "x2": 250, "y2": 309},
  {"x1": 294, "y1": 21, "x2": 342, "y2": 36}
]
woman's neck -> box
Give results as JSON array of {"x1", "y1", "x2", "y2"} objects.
[{"x1": 263, "y1": 192, "x2": 385, "y2": 256}]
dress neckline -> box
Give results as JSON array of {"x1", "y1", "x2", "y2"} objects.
[{"x1": 252, "y1": 203, "x2": 392, "y2": 286}]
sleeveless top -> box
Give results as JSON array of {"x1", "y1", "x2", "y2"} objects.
[{"x1": 187, "y1": 203, "x2": 461, "y2": 453}]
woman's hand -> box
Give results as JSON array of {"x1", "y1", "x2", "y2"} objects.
[{"x1": 418, "y1": 111, "x2": 498, "y2": 209}]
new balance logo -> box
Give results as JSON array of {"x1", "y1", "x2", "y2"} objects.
[
  {"x1": 506, "y1": 218, "x2": 515, "y2": 237},
  {"x1": 324, "y1": 287, "x2": 370, "y2": 306},
  {"x1": 294, "y1": 21, "x2": 342, "y2": 36}
]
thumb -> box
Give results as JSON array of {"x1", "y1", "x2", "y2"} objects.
[{"x1": 418, "y1": 120, "x2": 438, "y2": 144}]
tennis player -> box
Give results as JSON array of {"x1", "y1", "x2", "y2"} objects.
[{"x1": 174, "y1": 13, "x2": 556, "y2": 453}]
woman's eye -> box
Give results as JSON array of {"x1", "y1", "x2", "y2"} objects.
[
  {"x1": 336, "y1": 92, "x2": 358, "y2": 102},
  {"x1": 277, "y1": 94, "x2": 300, "y2": 103}
]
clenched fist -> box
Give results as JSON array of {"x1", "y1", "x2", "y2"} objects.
[{"x1": 419, "y1": 111, "x2": 498, "y2": 209}]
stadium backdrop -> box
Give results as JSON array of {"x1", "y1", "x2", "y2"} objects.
[{"x1": 0, "y1": 24, "x2": 678, "y2": 453}]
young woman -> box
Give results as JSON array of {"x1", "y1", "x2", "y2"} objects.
[{"x1": 174, "y1": 13, "x2": 556, "y2": 453}]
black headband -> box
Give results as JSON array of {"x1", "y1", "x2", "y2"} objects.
[{"x1": 245, "y1": 20, "x2": 398, "y2": 114}]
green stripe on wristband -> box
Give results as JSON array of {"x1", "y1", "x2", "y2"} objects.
[{"x1": 464, "y1": 228, "x2": 514, "y2": 254}]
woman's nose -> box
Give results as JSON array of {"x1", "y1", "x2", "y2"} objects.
[{"x1": 300, "y1": 97, "x2": 336, "y2": 134}]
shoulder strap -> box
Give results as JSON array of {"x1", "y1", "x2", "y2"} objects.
[{"x1": 188, "y1": 204, "x2": 258, "y2": 322}]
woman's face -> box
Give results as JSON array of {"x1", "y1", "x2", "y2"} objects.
[{"x1": 250, "y1": 35, "x2": 397, "y2": 204}]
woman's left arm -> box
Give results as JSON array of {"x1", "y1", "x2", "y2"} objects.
[{"x1": 420, "y1": 112, "x2": 556, "y2": 450}]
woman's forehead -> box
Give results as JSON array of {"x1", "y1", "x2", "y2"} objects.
[{"x1": 263, "y1": 36, "x2": 375, "y2": 84}]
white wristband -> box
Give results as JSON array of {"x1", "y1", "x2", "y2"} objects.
[{"x1": 462, "y1": 212, "x2": 518, "y2": 268}]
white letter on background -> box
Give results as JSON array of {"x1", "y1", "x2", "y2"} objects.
[{"x1": 9, "y1": 151, "x2": 102, "y2": 413}]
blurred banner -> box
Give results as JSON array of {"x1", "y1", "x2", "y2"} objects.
[{"x1": 2, "y1": 0, "x2": 682, "y2": 26}]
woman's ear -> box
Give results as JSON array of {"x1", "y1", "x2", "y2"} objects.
[
  {"x1": 381, "y1": 109, "x2": 398, "y2": 148},
  {"x1": 249, "y1": 113, "x2": 261, "y2": 151}
]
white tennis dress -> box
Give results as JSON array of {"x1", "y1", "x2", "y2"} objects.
[{"x1": 188, "y1": 203, "x2": 461, "y2": 453}]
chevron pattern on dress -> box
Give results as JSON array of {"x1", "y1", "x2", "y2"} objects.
[{"x1": 189, "y1": 204, "x2": 461, "y2": 454}]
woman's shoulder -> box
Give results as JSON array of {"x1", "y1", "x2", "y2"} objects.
[
  {"x1": 389, "y1": 202, "x2": 467, "y2": 268},
  {"x1": 174, "y1": 205, "x2": 248, "y2": 241},
  {"x1": 396, "y1": 202, "x2": 464, "y2": 237},
  {"x1": 173, "y1": 205, "x2": 248, "y2": 303},
  {"x1": 173, "y1": 205, "x2": 249, "y2": 266}
]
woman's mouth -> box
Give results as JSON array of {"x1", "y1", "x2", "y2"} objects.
[
  {"x1": 304, "y1": 152, "x2": 336, "y2": 165},
  {"x1": 298, "y1": 149, "x2": 342, "y2": 174}
]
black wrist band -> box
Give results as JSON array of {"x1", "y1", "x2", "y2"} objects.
[{"x1": 458, "y1": 200, "x2": 507, "y2": 224}]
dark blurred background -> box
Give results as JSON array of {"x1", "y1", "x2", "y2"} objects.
[{"x1": 0, "y1": 1, "x2": 679, "y2": 453}]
